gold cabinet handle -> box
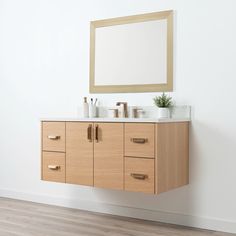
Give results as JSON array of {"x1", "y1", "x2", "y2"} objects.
[
  {"x1": 48, "y1": 165, "x2": 60, "y2": 170},
  {"x1": 95, "y1": 125, "x2": 99, "y2": 143},
  {"x1": 131, "y1": 173, "x2": 148, "y2": 180},
  {"x1": 130, "y1": 138, "x2": 147, "y2": 144},
  {"x1": 87, "y1": 124, "x2": 92, "y2": 142},
  {"x1": 48, "y1": 135, "x2": 60, "y2": 140}
]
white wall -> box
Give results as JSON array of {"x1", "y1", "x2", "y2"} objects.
[{"x1": 1, "y1": 0, "x2": 236, "y2": 233}]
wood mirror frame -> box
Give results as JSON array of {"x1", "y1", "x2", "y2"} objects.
[{"x1": 90, "y1": 10, "x2": 173, "y2": 93}]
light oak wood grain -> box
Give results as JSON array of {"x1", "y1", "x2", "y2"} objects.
[
  {"x1": 125, "y1": 157, "x2": 154, "y2": 194},
  {"x1": 66, "y1": 122, "x2": 94, "y2": 186},
  {"x1": 94, "y1": 123, "x2": 124, "y2": 190},
  {"x1": 42, "y1": 122, "x2": 65, "y2": 152},
  {"x1": 156, "y1": 122, "x2": 189, "y2": 194},
  {"x1": 42, "y1": 151, "x2": 65, "y2": 183},
  {"x1": 41, "y1": 121, "x2": 190, "y2": 195},
  {"x1": 125, "y1": 123, "x2": 155, "y2": 158},
  {"x1": 0, "y1": 198, "x2": 233, "y2": 236}
]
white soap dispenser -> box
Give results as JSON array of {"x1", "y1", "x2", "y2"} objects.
[{"x1": 83, "y1": 97, "x2": 89, "y2": 118}]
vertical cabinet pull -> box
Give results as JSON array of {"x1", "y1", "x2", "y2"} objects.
[
  {"x1": 87, "y1": 124, "x2": 92, "y2": 142},
  {"x1": 95, "y1": 125, "x2": 99, "y2": 142}
]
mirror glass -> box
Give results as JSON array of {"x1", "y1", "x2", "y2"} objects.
[{"x1": 90, "y1": 11, "x2": 173, "y2": 93}]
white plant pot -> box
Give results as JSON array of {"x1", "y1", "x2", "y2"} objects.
[{"x1": 158, "y1": 107, "x2": 170, "y2": 119}]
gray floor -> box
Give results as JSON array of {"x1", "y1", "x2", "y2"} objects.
[{"x1": 0, "y1": 197, "x2": 234, "y2": 236}]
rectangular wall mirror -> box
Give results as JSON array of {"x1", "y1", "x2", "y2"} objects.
[{"x1": 90, "y1": 10, "x2": 173, "y2": 93}]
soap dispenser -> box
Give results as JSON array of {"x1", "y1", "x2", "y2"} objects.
[{"x1": 83, "y1": 97, "x2": 89, "y2": 118}]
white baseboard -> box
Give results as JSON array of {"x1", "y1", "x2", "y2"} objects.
[{"x1": 0, "y1": 188, "x2": 235, "y2": 234}]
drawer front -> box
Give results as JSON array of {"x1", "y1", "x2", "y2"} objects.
[
  {"x1": 42, "y1": 151, "x2": 65, "y2": 183},
  {"x1": 125, "y1": 157, "x2": 154, "y2": 194},
  {"x1": 42, "y1": 122, "x2": 65, "y2": 152},
  {"x1": 125, "y1": 123, "x2": 155, "y2": 158}
]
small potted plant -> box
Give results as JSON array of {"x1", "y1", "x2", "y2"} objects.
[{"x1": 153, "y1": 93, "x2": 173, "y2": 119}]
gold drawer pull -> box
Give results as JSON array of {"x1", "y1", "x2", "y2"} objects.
[
  {"x1": 48, "y1": 135, "x2": 60, "y2": 140},
  {"x1": 48, "y1": 165, "x2": 60, "y2": 170},
  {"x1": 130, "y1": 138, "x2": 147, "y2": 144},
  {"x1": 131, "y1": 173, "x2": 148, "y2": 180}
]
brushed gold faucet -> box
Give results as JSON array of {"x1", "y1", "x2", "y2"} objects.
[{"x1": 116, "y1": 102, "x2": 128, "y2": 118}]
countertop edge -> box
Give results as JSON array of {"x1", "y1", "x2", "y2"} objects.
[{"x1": 40, "y1": 118, "x2": 191, "y2": 123}]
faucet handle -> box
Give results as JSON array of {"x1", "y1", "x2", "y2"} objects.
[
  {"x1": 132, "y1": 108, "x2": 143, "y2": 118},
  {"x1": 108, "y1": 108, "x2": 119, "y2": 118}
]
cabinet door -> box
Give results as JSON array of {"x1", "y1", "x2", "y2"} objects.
[
  {"x1": 94, "y1": 123, "x2": 124, "y2": 190},
  {"x1": 66, "y1": 122, "x2": 93, "y2": 186}
]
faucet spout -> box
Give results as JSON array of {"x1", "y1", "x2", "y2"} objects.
[{"x1": 116, "y1": 102, "x2": 128, "y2": 118}]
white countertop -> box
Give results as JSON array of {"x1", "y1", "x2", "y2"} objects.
[{"x1": 41, "y1": 117, "x2": 190, "y2": 123}]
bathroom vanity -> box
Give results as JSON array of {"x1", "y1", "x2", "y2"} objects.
[{"x1": 41, "y1": 118, "x2": 189, "y2": 194}]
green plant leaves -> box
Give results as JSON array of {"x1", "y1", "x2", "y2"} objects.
[{"x1": 153, "y1": 93, "x2": 173, "y2": 108}]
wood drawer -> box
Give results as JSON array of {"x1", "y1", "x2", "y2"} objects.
[
  {"x1": 42, "y1": 151, "x2": 65, "y2": 183},
  {"x1": 124, "y1": 123, "x2": 155, "y2": 158},
  {"x1": 42, "y1": 122, "x2": 65, "y2": 152},
  {"x1": 125, "y1": 157, "x2": 154, "y2": 194}
]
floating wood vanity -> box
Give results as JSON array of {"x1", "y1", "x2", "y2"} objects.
[{"x1": 41, "y1": 118, "x2": 189, "y2": 194}]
